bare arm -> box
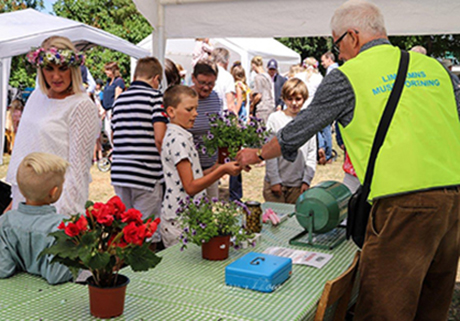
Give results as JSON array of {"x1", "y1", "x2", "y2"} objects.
[
  {"x1": 226, "y1": 92, "x2": 236, "y2": 113},
  {"x1": 236, "y1": 136, "x2": 282, "y2": 168},
  {"x1": 153, "y1": 122, "x2": 166, "y2": 154},
  {"x1": 177, "y1": 160, "x2": 241, "y2": 196},
  {"x1": 234, "y1": 85, "x2": 243, "y2": 114}
]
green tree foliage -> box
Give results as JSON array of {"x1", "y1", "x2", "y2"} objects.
[
  {"x1": 4, "y1": 0, "x2": 152, "y2": 90},
  {"x1": 0, "y1": 0, "x2": 43, "y2": 13},
  {"x1": 278, "y1": 35, "x2": 460, "y2": 74},
  {"x1": 53, "y1": 0, "x2": 153, "y2": 83}
]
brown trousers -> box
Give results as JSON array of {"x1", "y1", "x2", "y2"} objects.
[
  {"x1": 355, "y1": 187, "x2": 460, "y2": 321},
  {"x1": 262, "y1": 180, "x2": 302, "y2": 205}
]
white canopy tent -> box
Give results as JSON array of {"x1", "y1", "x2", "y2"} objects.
[
  {"x1": 133, "y1": 0, "x2": 460, "y2": 64},
  {"x1": 135, "y1": 36, "x2": 300, "y2": 83},
  {"x1": 0, "y1": 9, "x2": 150, "y2": 164}
]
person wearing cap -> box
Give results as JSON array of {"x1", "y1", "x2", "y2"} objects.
[{"x1": 267, "y1": 58, "x2": 286, "y2": 110}]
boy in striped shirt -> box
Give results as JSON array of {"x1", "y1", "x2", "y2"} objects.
[{"x1": 110, "y1": 57, "x2": 167, "y2": 246}]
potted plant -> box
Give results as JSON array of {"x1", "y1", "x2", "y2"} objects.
[
  {"x1": 177, "y1": 196, "x2": 254, "y2": 260},
  {"x1": 202, "y1": 110, "x2": 270, "y2": 163},
  {"x1": 39, "y1": 196, "x2": 162, "y2": 319}
]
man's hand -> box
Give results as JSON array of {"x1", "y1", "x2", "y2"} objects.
[
  {"x1": 236, "y1": 148, "x2": 260, "y2": 169},
  {"x1": 270, "y1": 184, "x2": 282, "y2": 196}
]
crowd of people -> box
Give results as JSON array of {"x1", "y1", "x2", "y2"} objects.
[{"x1": 1, "y1": 0, "x2": 460, "y2": 319}]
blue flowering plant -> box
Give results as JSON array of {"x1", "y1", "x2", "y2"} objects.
[
  {"x1": 177, "y1": 196, "x2": 254, "y2": 251},
  {"x1": 202, "y1": 110, "x2": 270, "y2": 162}
]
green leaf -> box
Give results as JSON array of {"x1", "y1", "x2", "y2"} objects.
[
  {"x1": 124, "y1": 246, "x2": 162, "y2": 271},
  {"x1": 88, "y1": 252, "x2": 111, "y2": 270}
]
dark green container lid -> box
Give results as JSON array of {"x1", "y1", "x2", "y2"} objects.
[{"x1": 295, "y1": 181, "x2": 351, "y2": 233}]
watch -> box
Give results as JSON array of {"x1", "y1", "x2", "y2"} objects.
[{"x1": 256, "y1": 149, "x2": 265, "y2": 162}]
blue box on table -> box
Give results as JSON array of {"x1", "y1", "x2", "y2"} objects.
[{"x1": 225, "y1": 252, "x2": 292, "y2": 293}]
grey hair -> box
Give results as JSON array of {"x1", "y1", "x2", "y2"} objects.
[
  {"x1": 211, "y1": 47, "x2": 230, "y2": 65},
  {"x1": 330, "y1": 0, "x2": 386, "y2": 36}
]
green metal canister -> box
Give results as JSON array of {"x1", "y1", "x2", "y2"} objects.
[{"x1": 295, "y1": 181, "x2": 351, "y2": 234}]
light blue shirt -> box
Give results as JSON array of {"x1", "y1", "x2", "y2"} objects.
[{"x1": 0, "y1": 203, "x2": 73, "y2": 285}]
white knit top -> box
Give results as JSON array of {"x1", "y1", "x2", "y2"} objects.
[{"x1": 6, "y1": 89, "x2": 100, "y2": 215}]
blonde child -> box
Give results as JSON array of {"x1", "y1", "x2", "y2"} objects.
[
  {"x1": 230, "y1": 62, "x2": 251, "y2": 122},
  {"x1": 160, "y1": 85, "x2": 242, "y2": 247},
  {"x1": 263, "y1": 78, "x2": 317, "y2": 204},
  {"x1": 0, "y1": 152, "x2": 73, "y2": 284}
]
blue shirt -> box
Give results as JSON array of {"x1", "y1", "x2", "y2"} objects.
[
  {"x1": 102, "y1": 77, "x2": 126, "y2": 110},
  {"x1": 0, "y1": 203, "x2": 73, "y2": 285}
]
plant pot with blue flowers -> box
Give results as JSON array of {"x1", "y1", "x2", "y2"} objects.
[
  {"x1": 177, "y1": 196, "x2": 254, "y2": 261},
  {"x1": 202, "y1": 110, "x2": 269, "y2": 164}
]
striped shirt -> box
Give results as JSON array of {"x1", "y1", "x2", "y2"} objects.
[
  {"x1": 111, "y1": 81, "x2": 168, "y2": 191},
  {"x1": 188, "y1": 90, "x2": 222, "y2": 169}
]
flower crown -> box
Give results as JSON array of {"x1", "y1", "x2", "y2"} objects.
[{"x1": 26, "y1": 46, "x2": 85, "y2": 68}]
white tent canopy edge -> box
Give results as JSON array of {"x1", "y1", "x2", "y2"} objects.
[
  {"x1": 133, "y1": 0, "x2": 460, "y2": 65},
  {"x1": 0, "y1": 9, "x2": 150, "y2": 165},
  {"x1": 134, "y1": 36, "x2": 300, "y2": 84}
]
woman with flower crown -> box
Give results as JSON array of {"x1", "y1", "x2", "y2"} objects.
[{"x1": 5, "y1": 36, "x2": 100, "y2": 216}]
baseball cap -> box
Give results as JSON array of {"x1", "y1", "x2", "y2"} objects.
[{"x1": 267, "y1": 59, "x2": 278, "y2": 70}]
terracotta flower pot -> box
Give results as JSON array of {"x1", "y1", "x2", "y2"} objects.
[
  {"x1": 218, "y1": 146, "x2": 230, "y2": 164},
  {"x1": 87, "y1": 274, "x2": 130, "y2": 319},
  {"x1": 202, "y1": 235, "x2": 231, "y2": 260}
]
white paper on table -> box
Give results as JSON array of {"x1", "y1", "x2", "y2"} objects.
[{"x1": 263, "y1": 247, "x2": 333, "y2": 269}]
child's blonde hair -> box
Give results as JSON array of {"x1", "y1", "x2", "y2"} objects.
[
  {"x1": 17, "y1": 152, "x2": 69, "y2": 202},
  {"x1": 281, "y1": 78, "x2": 309, "y2": 101}
]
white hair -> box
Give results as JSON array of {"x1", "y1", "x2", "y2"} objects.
[{"x1": 330, "y1": 0, "x2": 386, "y2": 36}]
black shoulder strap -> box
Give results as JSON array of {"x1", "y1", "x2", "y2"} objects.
[{"x1": 362, "y1": 50, "x2": 410, "y2": 194}]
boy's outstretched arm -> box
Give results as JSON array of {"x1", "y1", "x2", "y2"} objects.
[{"x1": 177, "y1": 160, "x2": 241, "y2": 197}]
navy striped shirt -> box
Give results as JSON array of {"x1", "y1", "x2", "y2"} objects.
[
  {"x1": 111, "y1": 81, "x2": 168, "y2": 190},
  {"x1": 188, "y1": 90, "x2": 222, "y2": 169}
]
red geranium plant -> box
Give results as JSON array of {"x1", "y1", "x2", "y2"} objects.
[{"x1": 39, "y1": 196, "x2": 162, "y2": 287}]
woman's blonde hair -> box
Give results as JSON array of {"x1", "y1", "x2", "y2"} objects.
[
  {"x1": 230, "y1": 63, "x2": 247, "y2": 83},
  {"x1": 17, "y1": 152, "x2": 69, "y2": 202},
  {"x1": 251, "y1": 56, "x2": 264, "y2": 67},
  {"x1": 37, "y1": 36, "x2": 85, "y2": 96}
]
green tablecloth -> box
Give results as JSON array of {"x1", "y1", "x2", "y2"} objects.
[{"x1": 0, "y1": 202, "x2": 358, "y2": 320}]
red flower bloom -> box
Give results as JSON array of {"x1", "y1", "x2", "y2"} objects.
[
  {"x1": 64, "y1": 222, "x2": 80, "y2": 237},
  {"x1": 107, "y1": 196, "x2": 126, "y2": 219},
  {"x1": 58, "y1": 221, "x2": 66, "y2": 230},
  {"x1": 121, "y1": 208, "x2": 143, "y2": 224},
  {"x1": 123, "y1": 222, "x2": 146, "y2": 246},
  {"x1": 86, "y1": 202, "x2": 105, "y2": 220},
  {"x1": 108, "y1": 234, "x2": 128, "y2": 249},
  {"x1": 75, "y1": 215, "x2": 88, "y2": 232},
  {"x1": 145, "y1": 218, "x2": 160, "y2": 238}
]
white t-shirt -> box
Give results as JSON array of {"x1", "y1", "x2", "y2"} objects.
[
  {"x1": 161, "y1": 123, "x2": 206, "y2": 220},
  {"x1": 214, "y1": 65, "x2": 236, "y2": 110}
]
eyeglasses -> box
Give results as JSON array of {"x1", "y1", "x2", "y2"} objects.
[
  {"x1": 196, "y1": 79, "x2": 215, "y2": 88},
  {"x1": 332, "y1": 30, "x2": 359, "y2": 55}
]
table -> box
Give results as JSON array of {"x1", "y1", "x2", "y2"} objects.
[{"x1": 0, "y1": 202, "x2": 358, "y2": 320}]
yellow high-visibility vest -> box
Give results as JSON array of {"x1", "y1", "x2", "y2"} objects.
[{"x1": 339, "y1": 44, "x2": 460, "y2": 200}]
